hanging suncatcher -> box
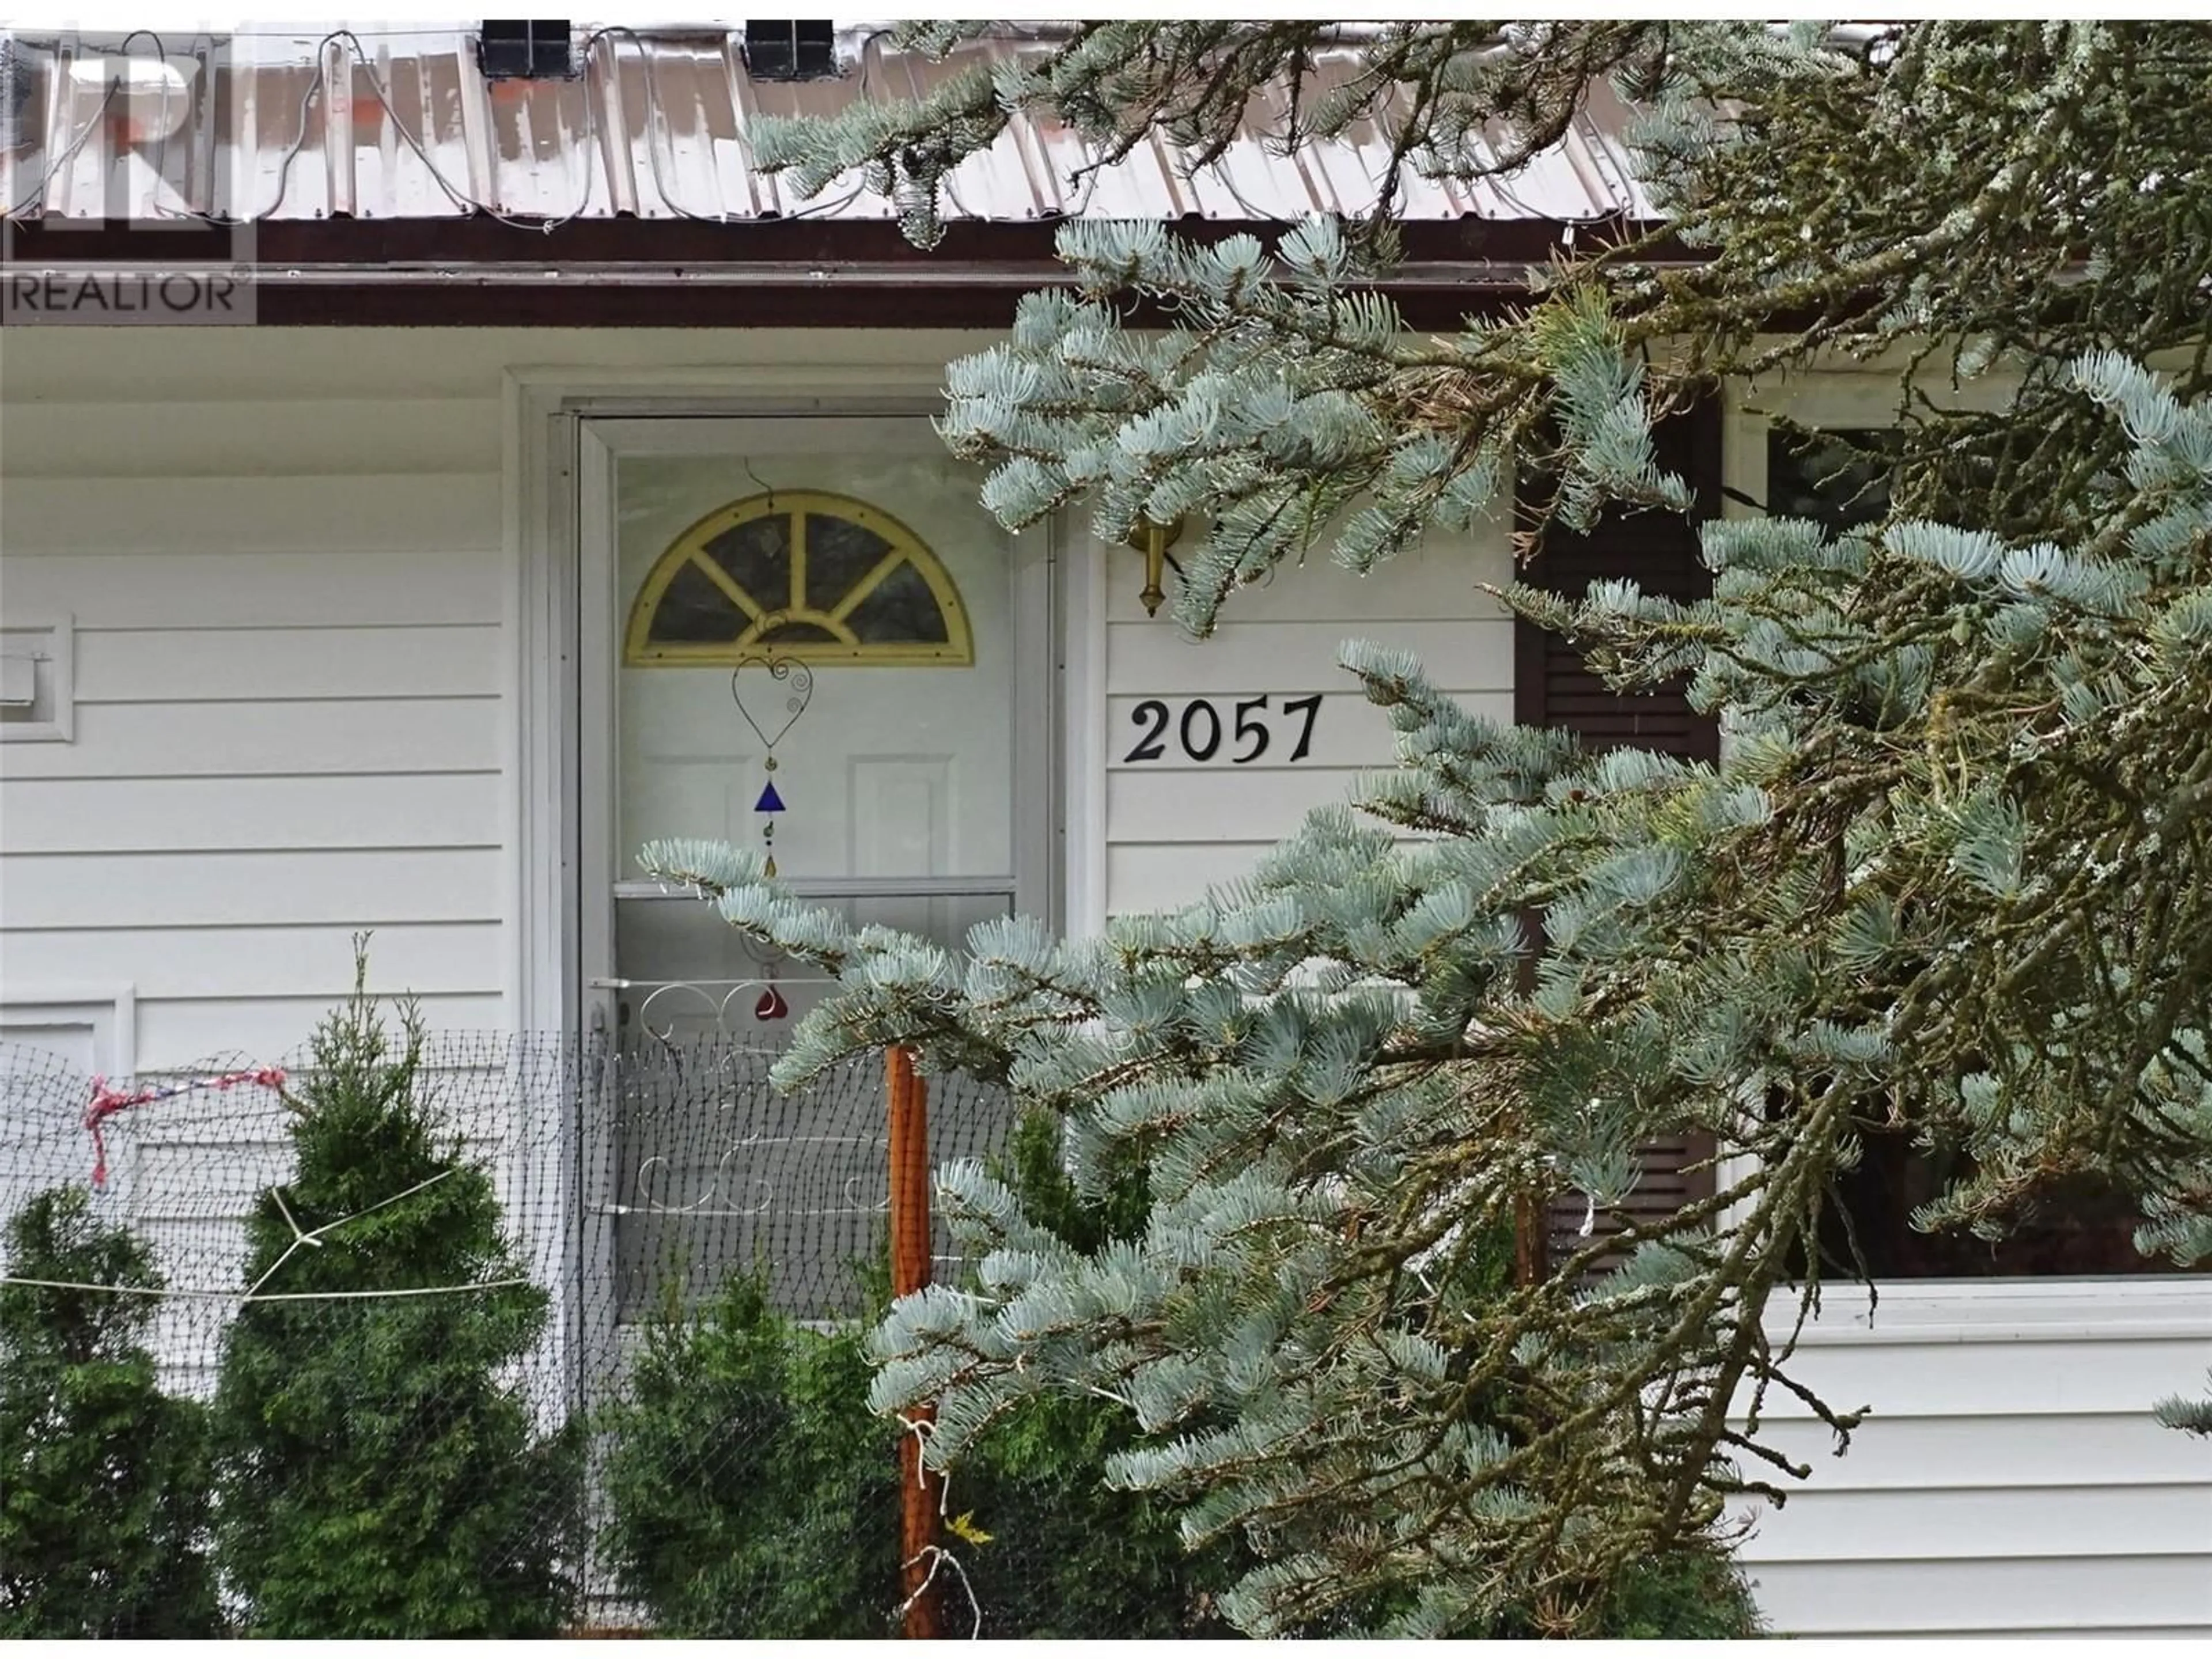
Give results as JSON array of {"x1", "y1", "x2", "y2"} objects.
[{"x1": 730, "y1": 628, "x2": 815, "y2": 884}]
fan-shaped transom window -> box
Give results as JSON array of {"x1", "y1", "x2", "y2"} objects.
[{"x1": 624, "y1": 490, "x2": 974, "y2": 666}]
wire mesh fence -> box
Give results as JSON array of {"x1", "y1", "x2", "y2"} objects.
[{"x1": 0, "y1": 1028, "x2": 1234, "y2": 1639}]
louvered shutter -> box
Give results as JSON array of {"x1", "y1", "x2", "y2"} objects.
[
  {"x1": 1516, "y1": 404, "x2": 1723, "y2": 1272},
  {"x1": 1513, "y1": 404, "x2": 1723, "y2": 762}
]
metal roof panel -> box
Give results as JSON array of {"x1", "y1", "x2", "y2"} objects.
[{"x1": 1, "y1": 26, "x2": 1654, "y2": 229}]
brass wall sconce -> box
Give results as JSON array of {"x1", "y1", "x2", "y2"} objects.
[{"x1": 1123, "y1": 514, "x2": 1184, "y2": 618}]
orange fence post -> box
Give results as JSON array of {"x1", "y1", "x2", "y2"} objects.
[{"x1": 886, "y1": 1045, "x2": 945, "y2": 1638}]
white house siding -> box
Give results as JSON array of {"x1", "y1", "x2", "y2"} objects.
[
  {"x1": 5, "y1": 327, "x2": 498, "y2": 1402},
  {"x1": 0, "y1": 329, "x2": 512, "y2": 1065},
  {"x1": 1734, "y1": 1281, "x2": 2212, "y2": 1638},
  {"x1": 1099, "y1": 532, "x2": 1516, "y2": 918}
]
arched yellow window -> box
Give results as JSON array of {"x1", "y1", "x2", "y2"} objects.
[{"x1": 624, "y1": 490, "x2": 974, "y2": 666}]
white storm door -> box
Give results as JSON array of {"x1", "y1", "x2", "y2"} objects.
[{"x1": 575, "y1": 415, "x2": 1056, "y2": 1045}]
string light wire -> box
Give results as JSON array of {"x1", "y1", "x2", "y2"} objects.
[{"x1": 3, "y1": 24, "x2": 888, "y2": 229}]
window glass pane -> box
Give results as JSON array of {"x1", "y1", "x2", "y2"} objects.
[
  {"x1": 646, "y1": 559, "x2": 744, "y2": 643},
  {"x1": 1796, "y1": 1131, "x2": 2186, "y2": 1280},
  {"x1": 1762, "y1": 421, "x2": 2168, "y2": 1280},
  {"x1": 1766, "y1": 427, "x2": 1895, "y2": 532},
  {"x1": 846, "y1": 560, "x2": 951, "y2": 644},
  {"x1": 700, "y1": 513, "x2": 790, "y2": 607},
  {"x1": 804, "y1": 512, "x2": 893, "y2": 612}
]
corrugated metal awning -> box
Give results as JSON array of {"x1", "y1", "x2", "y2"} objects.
[{"x1": 0, "y1": 25, "x2": 1653, "y2": 230}]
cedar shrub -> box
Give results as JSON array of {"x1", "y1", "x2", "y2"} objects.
[
  {"x1": 0, "y1": 1185, "x2": 220, "y2": 1638},
  {"x1": 209, "y1": 950, "x2": 579, "y2": 1636}
]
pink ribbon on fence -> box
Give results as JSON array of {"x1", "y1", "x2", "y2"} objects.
[{"x1": 83, "y1": 1067, "x2": 287, "y2": 1187}]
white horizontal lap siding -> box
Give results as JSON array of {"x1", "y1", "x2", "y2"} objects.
[
  {"x1": 0, "y1": 329, "x2": 507, "y2": 1067},
  {"x1": 1731, "y1": 1281, "x2": 2212, "y2": 1637},
  {"x1": 1101, "y1": 524, "x2": 1514, "y2": 915}
]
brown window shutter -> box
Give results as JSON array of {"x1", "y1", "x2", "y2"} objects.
[
  {"x1": 1546, "y1": 1133, "x2": 1715, "y2": 1275},
  {"x1": 1514, "y1": 402, "x2": 1722, "y2": 763},
  {"x1": 1516, "y1": 403, "x2": 1723, "y2": 1272}
]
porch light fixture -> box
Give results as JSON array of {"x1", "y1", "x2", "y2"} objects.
[
  {"x1": 1124, "y1": 515, "x2": 1185, "y2": 618},
  {"x1": 478, "y1": 20, "x2": 577, "y2": 81},
  {"x1": 741, "y1": 21, "x2": 838, "y2": 81}
]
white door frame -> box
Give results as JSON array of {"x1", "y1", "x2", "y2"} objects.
[{"x1": 504, "y1": 366, "x2": 1077, "y2": 1051}]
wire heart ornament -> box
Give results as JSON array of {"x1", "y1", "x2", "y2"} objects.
[{"x1": 730, "y1": 639, "x2": 815, "y2": 754}]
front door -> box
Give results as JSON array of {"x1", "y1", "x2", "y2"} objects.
[{"x1": 573, "y1": 413, "x2": 1052, "y2": 1317}]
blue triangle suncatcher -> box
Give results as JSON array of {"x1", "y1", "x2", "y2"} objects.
[{"x1": 734, "y1": 643, "x2": 811, "y2": 883}]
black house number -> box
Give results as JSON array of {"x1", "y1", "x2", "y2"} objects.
[{"x1": 1123, "y1": 694, "x2": 1321, "y2": 764}]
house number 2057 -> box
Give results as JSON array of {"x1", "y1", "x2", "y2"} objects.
[{"x1": 1123, "y1": 694, "x2": 1322, "y2": 764}]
